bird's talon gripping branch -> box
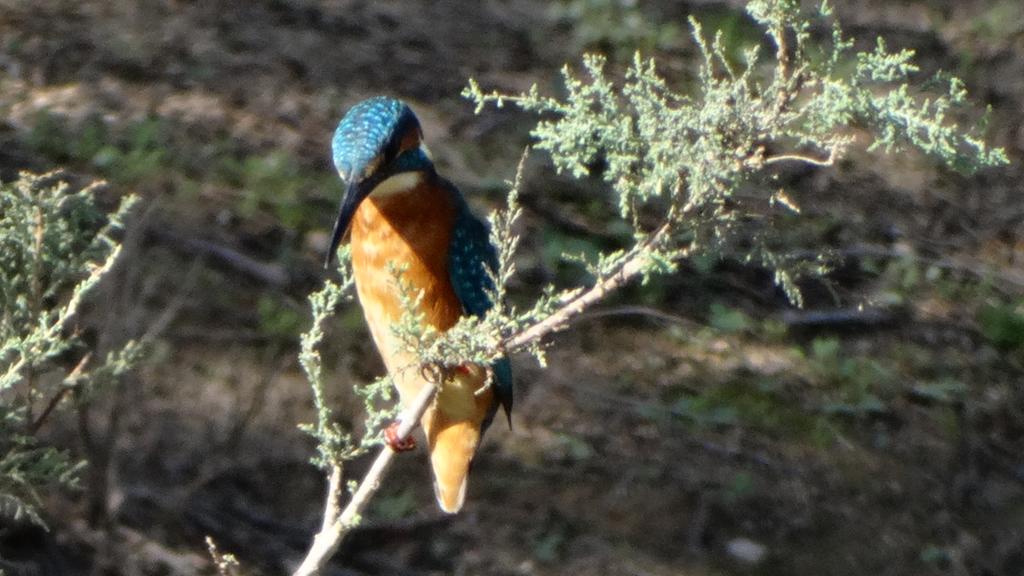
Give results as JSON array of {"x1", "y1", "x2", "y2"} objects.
[
  {"x1": 384, "y1": 421, "x2": 416, "y2": 452},
  {"x1": 419, "y1": 363, "x2": 445, "y2": 385}
]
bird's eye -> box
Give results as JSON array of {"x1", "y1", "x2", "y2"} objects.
[{"x1": 382, "y1": 137, "x2": 401, "y2": 167}]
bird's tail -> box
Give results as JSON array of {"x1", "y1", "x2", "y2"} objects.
[{"x1": 425, "y1": 411, "x2": 481, "y2": 514}]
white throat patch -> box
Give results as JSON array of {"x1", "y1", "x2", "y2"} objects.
[{"x1": 371, "y1": 172, "x2": 424, "y2": 197}]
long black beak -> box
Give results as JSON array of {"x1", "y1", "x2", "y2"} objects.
[
  {"x1": 324, "y1": 165, "x2": 404, "y2": 268},
  {"x1": 325, "y1": 178, "x2": 365, "y2": 268}
]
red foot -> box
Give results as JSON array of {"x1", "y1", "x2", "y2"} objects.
[{"x1": 384, "y1": 422, "x2": 416, "y2": 452}]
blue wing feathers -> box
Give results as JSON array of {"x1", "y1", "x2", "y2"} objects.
[{"x1": 445, "y1": 182, "x2": 513, "y2": 429}]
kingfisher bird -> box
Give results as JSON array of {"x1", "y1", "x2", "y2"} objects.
[{"x1": 326, "y1": 96, "x2": 513, "y2": 513}]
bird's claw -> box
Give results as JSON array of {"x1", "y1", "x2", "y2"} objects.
[{"x1": 384, "y1": 422, "x2": 416, "y2": 452}]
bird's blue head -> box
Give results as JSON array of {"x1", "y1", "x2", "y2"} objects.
[{"x1": 326, "y1": 96, "x2": 434, "y2": 266}]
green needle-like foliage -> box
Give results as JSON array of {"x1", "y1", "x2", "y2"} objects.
[
  {"x1": 299, "y1": 0, "x2": 1008, "y2": 531},
  {"x1": 0, "y1": 171, "x2": 139, "y2": 527},
  {"x1": 298, "y1": 246, "x2": 398, "y2": 469},
  {"x1": 464, "y1": 0, "x2": 1007, "y2": 307}
]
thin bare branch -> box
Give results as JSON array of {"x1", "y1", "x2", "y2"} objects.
[
  {"x1": 577, "y1": 305, "x2": 701, "y2": 330},
  {"x1": 28, "y1": 352, "x2": 92, "y2": 434},
  {"x1": 763, "y1": 149, "x2": 836, "y2": 167},
  {"x1": 150, "y1": 228, "x2": 292, "y2": 289},
  {"x1": 504, "y1": 224, "x2": 676, "y2": 352},
  {"x1": 292, "y1": 383, "x2": 436, "y2": 576}
]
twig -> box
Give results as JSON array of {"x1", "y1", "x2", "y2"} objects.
[
  {"x1": 518, "y1": 192, "x2": 621, "y2": 244},
  {"x1": 505, "y1": 223, "x2": 676, "y2": 351},
  {"x1": 28, "y1": 352, "x2": 91, "y2": 435},
  {"x1": 149, "y1": 228, "x2": 292, "y2": 289},
  {"x1": 763, "y1": 149, "x2": 836, "y2": 167},
  {"x1": 779, "y1": 306, "x2": 898, "y2": 327},
  {"x1": 577, "y1": 305, "x2": 701, "y2": 330},
  {"x1": 771, "y1": 20, "x2": 792, "y2": 118},
  {"x1": 292, "y1": 384, "x2": 436, "y2": 576}
]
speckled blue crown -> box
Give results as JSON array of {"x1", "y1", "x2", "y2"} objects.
[{"x1": 331, "y1": 96, "x2": 420, "y2": 179}]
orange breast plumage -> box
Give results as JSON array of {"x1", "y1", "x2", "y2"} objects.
[
  {"x1": 349, "y1": 173, "x2": 494, "y2": 513},
  {"x1": 350, "y1": 176, "x2": 461, "y2": 340}
]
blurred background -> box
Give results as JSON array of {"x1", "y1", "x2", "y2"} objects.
[{"x1": 0, "y1": 0, "x2": 1022, "y2": 574}]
